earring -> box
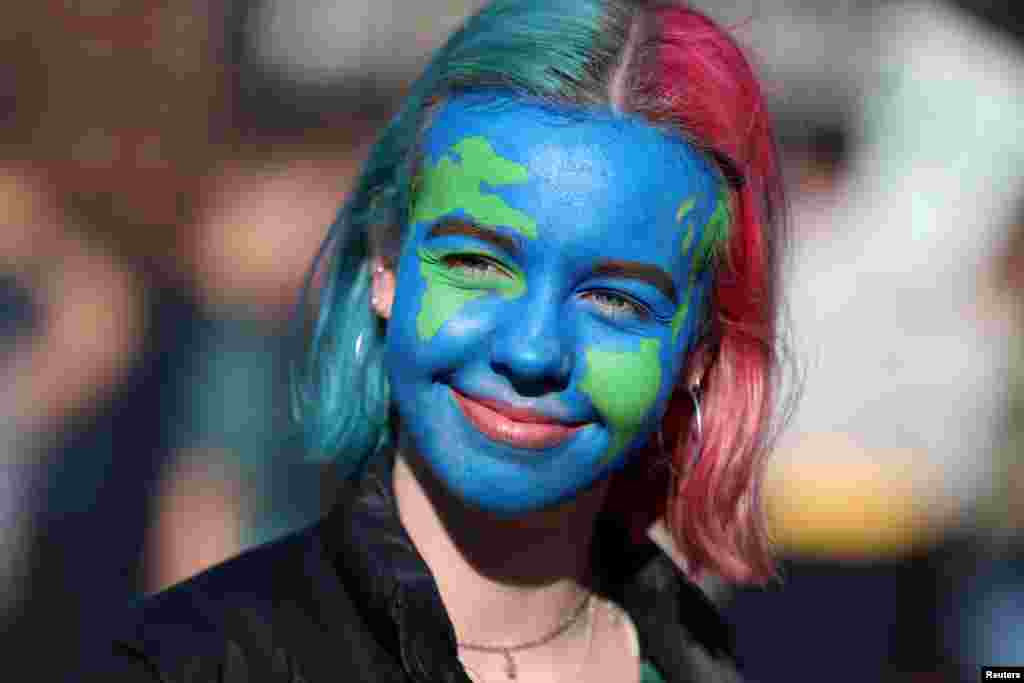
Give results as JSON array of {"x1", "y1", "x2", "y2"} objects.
[{"x1": 687, "y1": 385, "x2": 703, "y2": 467}]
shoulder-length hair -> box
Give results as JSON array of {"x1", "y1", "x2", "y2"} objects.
[{"x1": 294, "y1": 0, "x2": 790, "y2": 584}]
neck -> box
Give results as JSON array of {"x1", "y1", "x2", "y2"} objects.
[{"x1": 392, "y1": 438, "x2": 610, "y2": 647}]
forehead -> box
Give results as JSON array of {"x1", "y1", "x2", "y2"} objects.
[{"x1": 418, "y1": 93, "x2": 721, "y2": 262}]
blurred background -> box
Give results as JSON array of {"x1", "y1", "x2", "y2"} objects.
[{"x1": 1, "y1": 1, "x2": 1022, "y2": 681}]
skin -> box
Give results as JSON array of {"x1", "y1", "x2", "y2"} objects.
[{"x1": 382, "y1": 92, "x2": 723, "y2": 514}]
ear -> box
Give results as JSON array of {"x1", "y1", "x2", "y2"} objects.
[{"x1": 370, "y1": 257, "x2": 396, "y2": 320}]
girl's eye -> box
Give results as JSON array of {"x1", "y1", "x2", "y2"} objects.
[
  {"x1": 582, "y1": 291, "x2": 649, "y2": 320},
  {"x1": 442, "y1": 253, "x2": 509, "y2": 280}
]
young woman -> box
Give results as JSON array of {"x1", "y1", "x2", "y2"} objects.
[{"x1": 101, "y1": 2, "x2": 787, "y2": 681}]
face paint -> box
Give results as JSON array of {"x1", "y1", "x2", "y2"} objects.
[
  {"x1": 578, "y1": 338, "x2": 662, "y2": 463},
  {"x1": 676, "y1": 197, "x2": 696, "y2": 224},
  {"x1": 673, "y1": 196, "x2": 699, "y2": 343},
  {"x1": 384, "y1": 92, "x2": 723, "y2": 514},
  {"x1": 670, "y1": 187, "x2": 729, "y2": 343},
  {"x1": 693, "y1": 186, "x2": 731, "y2": 275},
  {"x1": 416, "y1": 246, "x2": 526, "y2": 340},
  {"x1": 412, "y1": 136, "x2": 538, "y2": 239}
]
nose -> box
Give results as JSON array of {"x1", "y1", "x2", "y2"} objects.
[{"x1": 490, "y1": 292, "x2": 573, "y2": 396}]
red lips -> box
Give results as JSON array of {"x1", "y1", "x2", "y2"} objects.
[{"x1": 452, "y1": 389, "x2": 585, "y2": 450}]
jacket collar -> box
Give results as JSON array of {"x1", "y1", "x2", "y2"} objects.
[{"x1": 321, "y1": 447, "x2": 735, "y2": 683}]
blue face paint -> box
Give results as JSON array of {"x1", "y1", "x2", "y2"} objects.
[{"x1": 384, "y1": 92, "x2": 722, "y2": 514}]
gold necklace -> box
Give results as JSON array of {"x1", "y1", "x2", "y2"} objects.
[{"x1": 457, "y1": 593, "x2": 593, "y2": 680}]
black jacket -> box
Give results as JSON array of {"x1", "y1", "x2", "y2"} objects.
[{"x1": 98, "y1": 451, "x2": 742, "y2": 682}]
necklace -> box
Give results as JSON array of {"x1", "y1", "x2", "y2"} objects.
[{"x1": 457, "y1": 592, "x2": 593, "y2": 680}]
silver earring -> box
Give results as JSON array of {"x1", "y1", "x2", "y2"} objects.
[{"x1": 687, "y1": 385, "x2": 703, "y2": 467}]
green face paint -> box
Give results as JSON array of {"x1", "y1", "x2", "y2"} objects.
[
  {"x1": 669, "y1": 188, "x2": 731, "y2": 345},
  {"x1": 676, "y1": 197, "x2": 696, "y2": 224},
  {"x1": 670, "y1": 298, "x2": 690, "y2": 344},
  {"x1": 412, "y1": 136, "x2": 538, "y2": 239},
  {"x1": 415, "y1": 247, "x2": 526, "y2": 340},
  {"x1": 692, "y1": 185, "x2": 731, "y2": 275},
  {"x1": 672, "y1": 196, "x2": 699, "y2": 344},
  {"x1": 579, "y1": 338, "x2": 663, "y2": 463}
]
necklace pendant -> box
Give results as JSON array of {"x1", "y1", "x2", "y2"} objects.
[{"x1": 502, "y1": 650, "x2": 516, "y2": 680}]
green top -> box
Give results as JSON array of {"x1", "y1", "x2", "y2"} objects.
[{"x1": 640, "y1": 659, "x2": 666, "y2": 683}]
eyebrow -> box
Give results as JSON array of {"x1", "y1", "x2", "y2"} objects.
[
  {"x1": 426, "y1": 219, "x2": 520, "y2": 256},
  {"x1": 592, "y1": 260, "x2": 677, "y2": 303}
]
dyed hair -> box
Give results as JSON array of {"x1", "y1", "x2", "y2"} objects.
[{"x1": 295, "y1": 0, "x2": 788, "y2": 584}]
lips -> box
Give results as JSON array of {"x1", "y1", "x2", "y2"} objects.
[{"x1": 452, "y1": 389, "x2": 586, "y2": 450}]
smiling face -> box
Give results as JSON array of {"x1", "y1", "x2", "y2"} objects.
[{"x1": 380, "y1": 93, "x2": 725, "y2": 514}]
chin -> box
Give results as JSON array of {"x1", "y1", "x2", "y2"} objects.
[
  {"x1": 422, "y1": 431, "x2": 616, "y2": 517},
  {"x1": 395, "y1": 380, "x2": 633, "y2": 516}
]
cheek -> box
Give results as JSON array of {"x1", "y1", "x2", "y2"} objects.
[{"x1": 578, "y1": 338, "x2": 664, "y2": 464}]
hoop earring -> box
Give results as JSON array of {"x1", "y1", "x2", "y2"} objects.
[
  {"x1": 656, "y1": 385, "x2": 703, "y2": 471},
  {"x1": 687, "y1": 385, "x2": 703, "y2": 467}
]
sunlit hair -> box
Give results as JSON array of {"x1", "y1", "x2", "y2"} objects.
[{"x1": 294, "y1": 0, "x2": 789, "y2": 584}]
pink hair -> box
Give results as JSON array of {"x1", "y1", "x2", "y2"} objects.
[{"x1": 606, "y1": 3, "x2": 785, "y2": 585}]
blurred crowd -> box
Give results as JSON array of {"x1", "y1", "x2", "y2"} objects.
[{"x1": 2, "y1": 1, "x2": 1024, "y2": 681}]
